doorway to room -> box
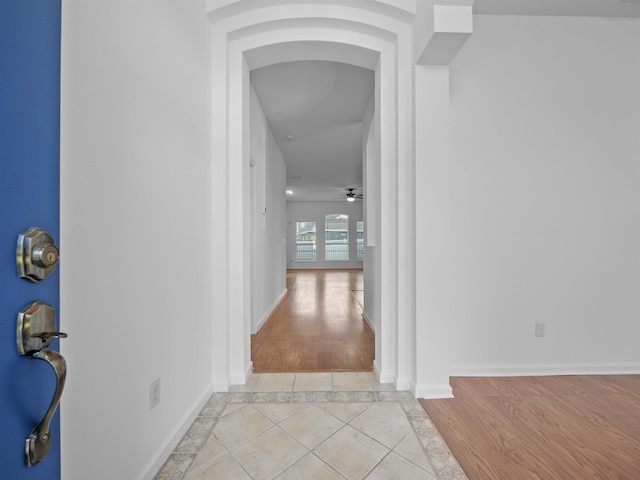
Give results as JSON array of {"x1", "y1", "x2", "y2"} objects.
[
  {"x1": 213, "y1": 3, "x2": 406, "y2": 389},
  {"x1": 247, "y1": 59, "x2": 375, "y2": 374}
]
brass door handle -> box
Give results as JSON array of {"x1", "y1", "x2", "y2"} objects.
[{"x1": 25, "y1": 348, "x2": 67, "y2": 467}]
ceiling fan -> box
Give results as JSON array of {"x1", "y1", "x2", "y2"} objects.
[{"x1": 339, "y1": 188, "x2": 363, "y2": 202}]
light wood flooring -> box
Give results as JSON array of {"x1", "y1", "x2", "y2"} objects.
[
  {"x1": 420, "y1": 375, "x2": 640, "y2": 480},
  {"x1": 251, "y1": 269, "x2": 374, "y2": 373}
]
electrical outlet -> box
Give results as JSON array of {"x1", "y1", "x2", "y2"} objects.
[
  {"x1": 150, "y1": 378, "x2": 161, "y2": 410},
  {"x1": 535, "y1": 323, "x2": 545, "y2": 338}
]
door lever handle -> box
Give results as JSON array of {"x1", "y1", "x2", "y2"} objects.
[
  {"x1": 17, "y1": 301, "x2": 64, "y2": 355},
  {"x1": 25, "y1": 348, "x2": 67, "y2": 467},
  {"x1": 30, "y1": 331, "x2": 68, "y2": 341},
  {"x1": 16, "y1": 301, "x2": 67, "y2": 467}
]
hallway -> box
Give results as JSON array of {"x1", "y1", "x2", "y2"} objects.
[
  {"x1": 252, "y1": 270, "x2": 374, "y2": 373},
  {"x1": 154, "y1": 373, "x2": 466, "y2": 479}
]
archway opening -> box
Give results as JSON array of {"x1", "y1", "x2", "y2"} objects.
[
  {"x1": 210, "y1": 10, "x2": 404, "y2": 390},
  {"x1": 248, "y1": 58, "x2": 375, "y2": 372}
]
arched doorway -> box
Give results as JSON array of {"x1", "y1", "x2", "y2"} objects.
[{"x1": 208, "y1": 1, "x2": 416, "y2": 392}]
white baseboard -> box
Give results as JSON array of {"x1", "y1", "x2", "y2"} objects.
[
  {"x1": 215, "y1": 362, "x2": 254, "y2": 391},
  {"x1": 450, "y1": 362, "x2": 640, "y2": 377},
  {"x1": 137, "y1": 384, "x2": 213, "y2": 480},
  {"x1": 254, "y1": 288, "x2": 287, "y2": 333},
  {"x1": 395, "y1": 377, "x2": 412, "y2": 391},
  {"x1": 373, "y1": 361, "x2": 381, "y2": 381},
  {"x1": 229, "y1": 361, "x2": 254, "y2": 385},
  {"x1": 212, "y1": 378, "x2": 229, "y2": 392},
  {"x1": 362, "y1": 310, "x2": 374, "y2": 332},
  {"x1": 414, "y1": 383, "x2": 454, "y2": 399},
  {"x1": 376, "y1": 367, "x2": 396, "y2": 385}
]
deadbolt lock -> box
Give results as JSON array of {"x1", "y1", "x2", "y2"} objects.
[{"x1": 17, "y1": 227, "x2": 60, "y2": 282}]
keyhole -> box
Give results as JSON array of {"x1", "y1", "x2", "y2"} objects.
[{"x1": 32, "y1": 244, "x2": 59, "y2": 267}]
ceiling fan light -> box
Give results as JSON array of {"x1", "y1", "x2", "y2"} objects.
[{"x1": 347, "y1": 196, "x2": 355, "y2": 202}]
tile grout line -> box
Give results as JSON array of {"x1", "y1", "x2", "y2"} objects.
[
  {"x1": 269, "y1": 422, "x2": 321, "y2": 479},
  {"x1": 182, "y1": 430, "x2": 229, "y2": 479},
  {"x1": 361, "y1": 448, "x2": 394, "y2": 480},
  {"x1": 263, "y1": 401, "x2": 349, "y2": 480},
  {"x1": 227, "y1": 422, "x2": 288, "y2": 480},
  {"x1": 324, "y1": 397, "x2": 432, "y2": 478},
  {"x1": 391, "y1": 430, "x2": 440, "y2": 479}
]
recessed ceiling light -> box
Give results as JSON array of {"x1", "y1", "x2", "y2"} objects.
[{"x1": 286, "y1": 190, "x2": 293, "y2": 195}]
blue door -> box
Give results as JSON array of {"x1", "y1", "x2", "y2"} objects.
[{"x1": 0, "y1": 1, "x2": 62, "y2": 478}]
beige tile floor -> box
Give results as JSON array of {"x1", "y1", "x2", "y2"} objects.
[{"x1": 155, "y1": 373, "x2": 467, "y2": 480}]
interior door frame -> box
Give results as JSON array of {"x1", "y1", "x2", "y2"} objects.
[{"x1": 208, "y1": 3, "x2": 411, "y2": 390}]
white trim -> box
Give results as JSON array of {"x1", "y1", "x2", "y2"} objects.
[
  {"x1": 414, "y1": 383, "x2": 454, "y2": 399},
  {"x1": 395, "y1": 377, "x2": 412, "y2": 391},
  {"x1": 209, "y1": 0, "x2": 419, "y2": 397},
  {"x1": 219, "y1": 16, "x2": 399, "y2": 394},
  {"x1": 362, "y1": 310, "x2": 375, "y2": 332},
  {"x1": 136, "y1": 384, "x2": 213, "y2": 480},
  {"x1": 378, "y1": 368, "x2": 396, "y2": 385},
  {"x1": 212, "y1": 378, "x2": 229, "y2": 392},
  {"x1": 254, "y1": 287, "x2": 287, "y2": 333},
  {"x1": 374, "y1": 361, "x2": 396, "y2": 384},
  {"x1": 230, "y1": 361, "x2": 254, "y2": 385},
  {"x1": 450, "y1": 363, "x2": 640, "y2": 377}
]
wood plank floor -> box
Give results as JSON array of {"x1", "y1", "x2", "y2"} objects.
[
  {"x1": 251, "y1": 269, "x2": 374, "y2": 373},
  {"x1": 420, "y1": 375, "x2": 640, "y2": 480}
]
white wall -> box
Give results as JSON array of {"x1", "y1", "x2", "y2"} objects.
[
  {"x1": 60, "y1": 1, "x2": 212, "y2": 479},
  {"x1": 286, "y1": 201, "x2": 365, "y2": 270},
  {"x1": 447, "y1": 15, "x2": 640, "y2": 374},
  {"x1": 250, "y1": 86, "x2": 287, "y2": 333}
]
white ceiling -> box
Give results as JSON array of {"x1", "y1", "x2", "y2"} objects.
[
  {"x1": 251, "y1": 60, "x2": 374, "y2": 202},
  {"x1": 249, "y1": 0, "x2": 640, "y2": 203}
]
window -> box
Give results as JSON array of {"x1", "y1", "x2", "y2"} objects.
[
  {"x1": 325, "y1": 214, "x2": 349, "y2": 261},
  {"x1": 296, "y1": 221, "x2": 316, "y2": 261},
  {"x1": 357, "y1": 221, "x2": 364, "y2": 261}
]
